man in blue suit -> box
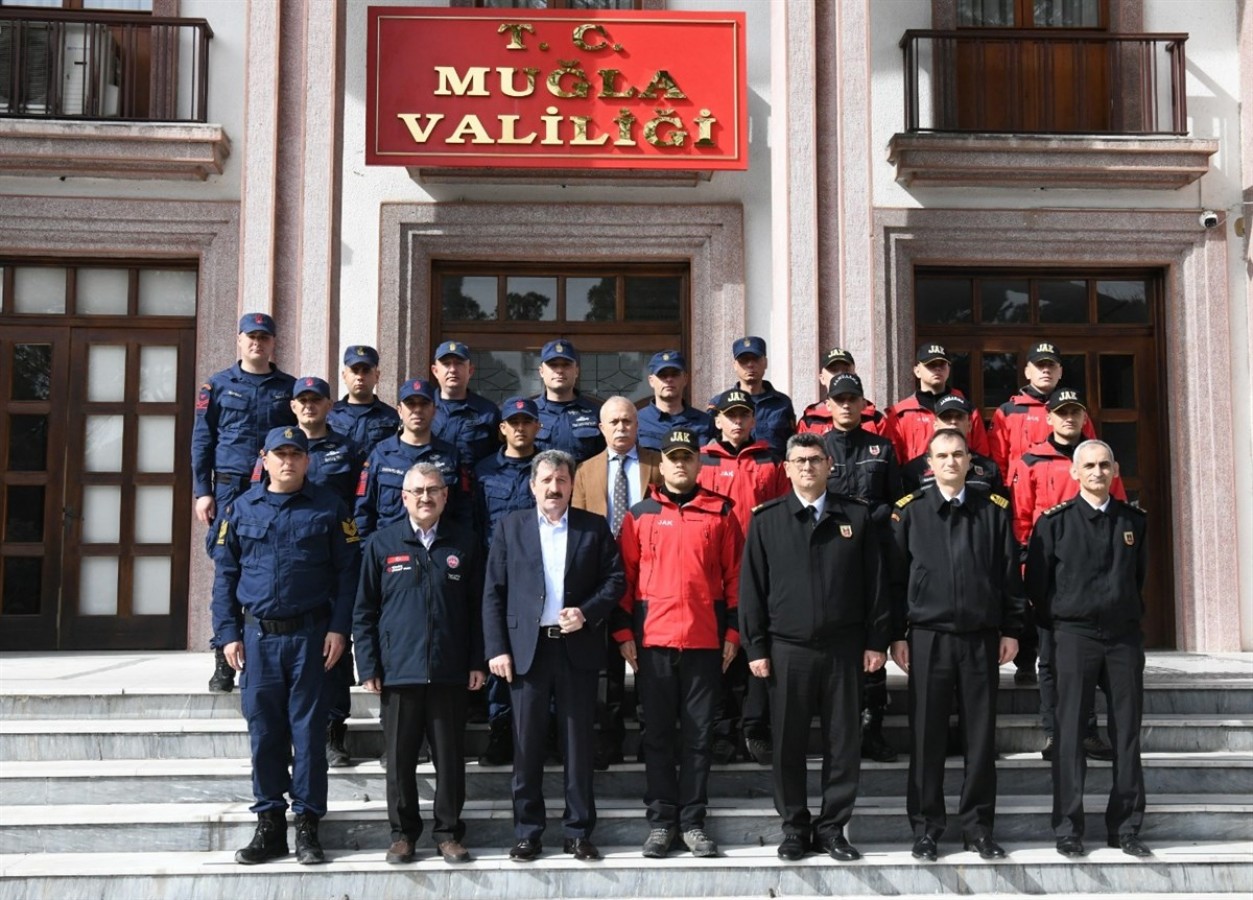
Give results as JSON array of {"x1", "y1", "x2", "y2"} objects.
[{"x1": 482, "y1": 449, "x2": 625, "y2": 863}]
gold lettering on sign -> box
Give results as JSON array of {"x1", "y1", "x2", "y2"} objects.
[
  {"x1": 612, "y1": 109, "x2": 637, "y2": 146},
  {"x1": 644, "y1": 109, "x2": 686, "y2": 147},
  {"x1": 540, "y1": 106, "x2": 563, "y2": 145},
  {"x1": 597, "y1": 69, "x2": 637, "y2": 100},
  {"x1": 434, "y1": 67, "x2": 490, "y2": 97},
  {"x1": 498, "y1": 23, "x2": 535, "y2": 50},
  {"x1": 572, "y1": 24, "x2": 611, "y2": 52},
  {"x1": 396, "y1": 113, "x2": 445, "y2": 143},
  {"x1": 499, "y1": 67, "x2": 540, "y2": 98},
  {"x1": 692, "y1": 108, "x2": 717, "y2": 146},
  {"x1": 638, "y1": 70, "x2": 686, "y2": 100},
  {"x1": 446, "y1": 115, "x2": 493, "y2": 144},
  {"x1": 547, "y1": 61, "x2": 591, "y2": 99},
  {"x1": 569, "y1": 115, "x2": 610, "y2": 145},
  {"x1": 497, "y1": 115, "x2": 537, "y2": 144}
]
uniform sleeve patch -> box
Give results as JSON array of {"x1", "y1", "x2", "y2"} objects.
[
  {"x1": 989, "y1": 493, "x2": 1009, "y2": 509},
  {"x1": 895, "y1": 493, "x2": 917, "y2": 508},
  {"x1": 342, "y1": 519, "x2": 361, "y2": 543},
  {"x1": 195, "y1": 384, "x2": 211, "y2": 413}
]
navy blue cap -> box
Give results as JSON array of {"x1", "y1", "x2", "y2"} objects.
[
  {"x1": 434, "y1": 340, "x2": 471, "y2": 361},
  {"x1": 732, "y1": 336, "x2": 766, "y2": 359},
  {"x1": 239, "y1": 312, "x2": 276, "y2": 336},
  {"x1": 263, "y1": 426, "x2": 308, "y2": 453},
  {"x1": 713, "y1": 389, "x2": 754, "y2": 414},
  {"x1": 934, "y1": 394, "x2": 971, "y2": 417},
  {"x1": 500, "y1": 396, "x2": 540, "y2": 421},
  {"x1": 540, "y1": 339, "x2": 580, "y2": 364},
  {"x1": 827, "y1": 373, "x2": 864, "y2": 399},
  {"x1": 397, "y1": 379, "x2": 437, "y2": 403},
  {"x1": 649, "y1": 349, "x2": 687, "y2": 375},
  {"x1": 292, "y1": 376, "x2": 331, "y2": 399},
  {"x1": 343, "y1": 345, "x2": 379, "y2": 367}
]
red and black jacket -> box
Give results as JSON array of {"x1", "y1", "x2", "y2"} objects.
[
  {"x1": 884, "y1": 388, "x2": 991, "y2": 463},
  {"x1": 797, "y1": 400, "x2": 886, "y2": 437},
  {"x1": 988, "y1": 386, "x2": 1096, "y2": 475},
  {"x1": 1009, "y1": 437, "x2": 1127, "y2": 545}
]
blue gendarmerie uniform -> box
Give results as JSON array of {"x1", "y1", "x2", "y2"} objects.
[
  {"x1": 192, "y1": 363, "x2": 297, "y2": 554},
  {"x1": 305, "y1": 431, "x2": 366, "y2": 509},
  {"x1": 713, "y1": 381, "x2": 796, "y2": 458},
  {"x1": 636, "y1": 402, "x2": 714, "y2": 453},
  {"x1": 211, "y1": 479, "x2": 362, "y2": 819},
  {"x1": 434, "y1": 391, "x2": 501, "y2": 473},
  {"x1": 533, "y1": 393, "x2": 604, "y2": 462},
  {"x1": 353, "y1": 435, "x2": 467, "y2": 537},
  {"x1": 473, "y1": 449, "x2": 537, "y2": 550},
  {"x1": 327, "y1": 396, "x2": 402, "y2": 455}
]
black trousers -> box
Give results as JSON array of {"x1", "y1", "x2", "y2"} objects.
[
  {"x1": 637, "y1": 646, "x2": 720, "y2": 830},
  {"x1": 769, "y1": 636, "x2": 862, "y2": 839},
  {"x1": 598, "y1": 630, "x2": 629, "y2": 750},
  {"x1": 1052, "y1": 629, "x2": 1146, "y2": 839},
  {"x1": 510, "y1": 635, "x2": 598, "y2": 841},
  {"x1": 325, "y1": 643, "x2": 355, "y2": 724},
  {"x1": 1038, "y1": 627, "x2": 1099, "y2": 739},
  {"x1": 381, "y1": 683, "x2": 467, "y2": 844},
  {"x1": 905, "y1": 629, "x2": 999, "y2": 840},
  {"x1": 1015, "y1": 602, "x2": 1039, "y2": 670}
]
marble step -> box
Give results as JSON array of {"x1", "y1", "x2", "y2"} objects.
[
  {"x1": 2, "y1": 844, "x2": 1250, "y2": 900},
  {"x1": 3, "y1": 752, "x2": 1249, "y2": 807},
  {"x1": 2, "y1": 795, "x2": 1249, "y2": 854},
  {"x1": 3, "y1": 713, "x2": 1249, "y2": 761},
  {"x1": 4, "y1": 680, "x2": 1250, "y2": 720}
]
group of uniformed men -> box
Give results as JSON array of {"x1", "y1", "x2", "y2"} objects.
[{"x1": 198, "y1": 313, "x2": 1152, "y2": 866}]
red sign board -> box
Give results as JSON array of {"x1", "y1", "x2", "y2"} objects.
[{"x1": 366, "y1": 7, "x2": 747, "y2": 170}]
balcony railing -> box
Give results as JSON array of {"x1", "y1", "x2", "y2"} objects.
[
  {"x1": 0, "y1": 8, "x2": 213, "y2": 123},
  {"x1": 900, "y1": 29, "x2": 1189, "y2": 136}
]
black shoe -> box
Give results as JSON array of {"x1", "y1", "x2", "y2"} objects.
[
  {"x1": 594, "y1": 736, "x2": 623, "y2": 771},
  {"x1": 819, "y1": 832, "x2": 861, "y2": 861},
  {"x1": 509, "y1": 838, "x2": 542, "y2": 861},
  {"x1": 326, "y1": 720, "x2": 350, "y2": 768},
  {"x1": 294, "y1": 813, "x2": 326, "y2": 865},
  {"x1": 777, "y1": 833, "x2": 807, "y2": 861},
  {"x1": 911, "y1": 834, "x2": 938, "y2": 861},
  {"x1": 1041, "y1": 736, "x2": 1055, "y2": 761},
  {"x1": 711, "y1": 735, "x2": 737, "y2": 765},
  {"x1": 1014, "y1": 668, "x2": 1039, "y2": 685},
  {"x1": 745, "y1": 736, "x2": 772, "y2": 766},
  {"x1": 479, "y1": 721, "x2": 513, "y2": 767},
  {"x1": 1056, "y1": 835, "x2": 1086, "y2": 858},
  {"x1": 235, "y1": 810, "x2": 288, "y2": 865},
  {"x1": 209, "y1": 646, "x2": 235, "y2": 694},
  {"x1": 964, "y1": 835, "x2": 1006, "y2": 859},
  {"x1": 1109, "y1": 834, "x2": 1152, "y2": 857},
  {"x1": 861, "y1": 725, "x2": 898, "y2": 763},
  {"x1": 563, "y1": 837, "x2": 600, "y2": 860},
  {"x1": 642, "y1": 826, "x2": 677, "y2": 858},
  {"x1": 1083, "y1": 734, "x2": 1115, "y2": 761}
]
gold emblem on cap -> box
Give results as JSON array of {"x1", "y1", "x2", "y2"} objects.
[
  {"x1": 927, "y1": 344, "x2": 944, "y2": 355},
  {"x1": 1039, "y1": 342, "x2": 1055, "y2": 353},
  {"x1": 742, "y1": 339, "x2": 751, "y2": 347},
  {"x1": 662, "y1": 353, "x2": 671, "y2": 361},
  {"x1": 555, "y1": 342, "x2": 564, "y2": 352},
  {"x1": 357, "y1": 346, "x2": 365, "y2": 356},
  {"x1": 283, "y1": 428, "x2": 293, "y2": 438},
  {"x1": 673, "y1": 430, "x2": 691, "y2": 443}
]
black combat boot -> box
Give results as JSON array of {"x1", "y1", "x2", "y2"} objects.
[
  {"x1": 478, "y1": 717, "x2": 513, "y2": 766},
  {"x1": 235, "y1": 809, "x2": 288, "y2": 864},
  {"x1": 860, "y1": 708, "x2": 898, "y2": 762},
  {"x1": 326, "y1": 720, "x2": 350, "y2": 767},
  {"x1": 294, "y1": 812, "x2": 326, "y2": 865},
  {"x1": 208, "y1": 646, "x2": 235, "y2": 693}
]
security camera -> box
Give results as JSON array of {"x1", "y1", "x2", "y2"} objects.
[{"x1": 1199, "y1": 210, "x2": 1219, "y2": 229}]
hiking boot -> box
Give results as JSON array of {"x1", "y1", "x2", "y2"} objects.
[
  {"x1": 682, "y1": 827, "x2": 719, "y2": 858},
  {"x1": 642, "y1": 826, "x2": 677, "y2": 858},
  {"x1": 235, "y1": 810, "x2": 288, "y2": 865},
  {"x1": 209, "y1": 646, "x2": 235, "y2": 694},
  {"x1": 326, "y1": 720, "x2": 350, "y2": 768},
  {"x1": 294, "y1": 812, "x2": 326, "y2": 865}
]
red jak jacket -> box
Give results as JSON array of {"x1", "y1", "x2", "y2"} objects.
[
  {"x1": 696, "y1": 439, "x2": 790, "y2": 537},
  {"x1": 796, "y1": 400, "x2": 886, "y2": 437},
  {"x1": 884, "y1": 388, "x2": 991, "y2": 462},
  {"x1": 988, "y1": 387, "x2": 1096, "y2": 475}
]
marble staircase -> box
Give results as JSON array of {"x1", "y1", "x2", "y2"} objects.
[{"x1": 1, "y1": 650, "x2": 1250, "y2": 899}]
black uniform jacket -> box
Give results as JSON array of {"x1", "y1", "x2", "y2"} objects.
[
  {"x1": 739, "y1": 490, "x2": 890, "y2": 660},
  {"x1": 353, "y1": 517, "x2": 485, "y2": 687},
  {"x1": 889, "y1": 483, "x2": 1026, "y2": 641},
  {"x1": 821, "y1": 426, "x2": 902, "y2": 528},
  {"x1": 1025, "y1": 496, "x2": 1147, "y2": 641}
]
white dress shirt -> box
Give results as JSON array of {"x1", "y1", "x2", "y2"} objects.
[{"x1": 537, "y1": 509, "x2": 569, "y2": 626}]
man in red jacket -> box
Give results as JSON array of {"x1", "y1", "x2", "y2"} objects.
[
  {"x1": 797, "y1": 348, "x2": 886, "y2": 436},
  {"x1": 615, "y1": 427, "x2": 742, "y2": 859},
  {"x1": 884, "y1": 343, "x2": 990, "y2": 463},
  {"x1": 988, "y1": 341, "x2": 1095, "y2": 475}
]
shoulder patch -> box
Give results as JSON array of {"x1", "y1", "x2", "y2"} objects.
[
  {"x1": 751, "y1": 496, "x2": 786, "y2": 515},
  {"x1": 895, "y1": 492, "x2": 920, "y2": 509},
  {"x1": 1042, "y1": 499, "x2": 1071, "y2": 517},
  {"x1": 989, "y1": 493, "x2": 1009, "y2": 509},
  {"x1": 341, "y1": 519, "x2": 361, "y2": 543}
]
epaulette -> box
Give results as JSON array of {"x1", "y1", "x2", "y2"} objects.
[
  {"x1": 895, "y1": 491, "x2": 923, "y2": 509},
  {"x1": 1041, "y1": 498, "x2": 1074, "y2": 517},
  {"x1": 1124, "y1": 500, "x2": 1148, "y2": 516},
  {"x1": 989, "y1": 493, "x2": 1009, "y2": 510},
  {"x1": 751, "y1": 496, "x2": 787, "y2": 515},
  {"x1": 830, "y1": 492, "x2": 869, "y2": 506}
]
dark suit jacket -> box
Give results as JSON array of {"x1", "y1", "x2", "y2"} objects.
[
  {"x1": 571, "y1": 447, "x2": 663, "y2": 518},
  {"x1": 482, "y1": 505, "x2": 625, "y2": 675}
]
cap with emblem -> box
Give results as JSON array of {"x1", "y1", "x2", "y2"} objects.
[
  {"x1": 1047, "y1": 388, "x2": 1086, "y2": 412},
  {"x1": 661, "y1": 427, "x2": 701, "y2": 457},
  {"x1": 263, "y1": 426, "x2": 308, "y2": 453},
  {"x1": 238, "y1": 312, "x2": 276, "y2": 336},
  {"x1": 827, "y1": 372, "x2": 864, "y2": 399},
  {"x1": 714, "y1": 389, "x2": 754, "y2": 414},
  {"x1": 935, "y1": 394, "x2": 971, "y2": 417},
  {"x1": 501, "y1": 396, "x2": 539, "y2": 421},
  {"x1": 397, "y1": 379, "x2": 437, "y2": 403},
  {"x1": 540, "y1": 339, "x2": 580, "y2": 364},
  {"x1": 343, "y1": 345, "x2": 380, "y2": 367},
  {"x1": 292, "y1": 376, "x2": 331, "y2": 399},
  {"x1": 1027, "y1": 341, "x2": 1062, "y2": 365},
  {"x1": 733, "y1": 336, "x2": 767, "y2": 359},
  {"x1": 649, "y1": 350, "x2": 687, "y2": 375},
  {"x1": 434, "y1": 340, "x2": 471, "y2": 361},
  {"x1": 822, "y1": 347, "x2": 856, "y2": 370},
  {"x1": 916, "y1": 343, "x2": 951, "y2": 364}
]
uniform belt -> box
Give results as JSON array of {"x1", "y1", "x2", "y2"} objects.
[
  {"x1": 244, "y1": 607, "x2": 330, "y2": 636},
  {"x1": 541, "y1": 625, "x2": 565, "y2": 639},
  {"x1": 213, "y1": 471, "x2": 251, "y2": 487}
]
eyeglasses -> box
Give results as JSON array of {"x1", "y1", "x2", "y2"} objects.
[
  {"x1": 786, "y1": 455, "x2": 828, "y2": 468},
  {"x1": 403, "y1": 486, "x2": 446, "y2": 497}
]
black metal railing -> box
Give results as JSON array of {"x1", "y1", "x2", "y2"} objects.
[
  {"x1": 0, "y1": 8, "x2": 213, "y2": 123},
  {"x1": 900, "y1": 29, "x2": 1189, "y2": 136}
]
